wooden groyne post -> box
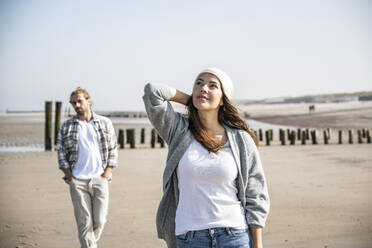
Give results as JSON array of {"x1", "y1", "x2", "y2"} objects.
[
  {"x1": 311, "y1": 130, "x2": 317, "y2": 145},
  {"x1": 45, "y1": 101, "x2": 53, "y2": 151},
  {"x1": 290, "y1": 130, "x2": 296, "y2": 145},
  {"x1": 141, "y1": 128, "x2": 145, "y2": 144},
  {"x1": 151, "y1": 129, "x2": 156, "y2": 148},
  {"x1": 54, "y1": 101, "x2": 62, "y2": 145},
  {"x1": 279, "y1": 129, "x2": 286, "y2": 145},
  {"x1": 158, "y1": 134, "x2": 165, "y2": 148},
  {"x1": 323, "y1": 130, "x2": 329, "y2": 145},
  {"x1": 118, "y1": 129, "x2": 124, "y2": 149},
  {"x1": 367, "y1": 130, "x2": 371, "y2": 143},
  {"x1": 348, "y1": 130, "x2": 353, "y2": 144},
  {"x1": 297, "y1": 129, "x2": 301, "y2": 140},
  {"x1": 357, "y1": 130, "x2": 363, "y2": 144},
  {"x1": 127, "y1": 129, "x2": 135, "y2": 148},
  {"x1": 338, "y1": 130, "x2": 342, "y2": 144},
  {"x1": 301, "y1": 130, "x2": 306, "y2": 145},
  {"x1": 265, "y1": 130, "x2": 270, "y2": 146}
]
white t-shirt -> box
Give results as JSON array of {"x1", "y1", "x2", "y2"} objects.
[
  {"x1": 72, "y1": 120, "x2": 104, "y2": 179},
  {"x1": 175, "y1": 139, "x2": 247, "y2": 235}
]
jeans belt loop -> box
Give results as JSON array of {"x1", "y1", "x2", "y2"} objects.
[
  {"x1": 191, "y1": 230, "x2": 195, "y2": 239},
  {"x1": 225, "y1": 227, "x2": 233, "y2": 236}
]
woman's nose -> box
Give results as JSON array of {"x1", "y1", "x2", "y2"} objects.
[{"x1": 200, "y1": 83, "x2": 208, "y2": 92}]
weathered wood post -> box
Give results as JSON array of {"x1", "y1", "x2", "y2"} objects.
[
  {"x1": 126, "y1": 129, "x2": 130, "y2": 144},
  {"x1": 306, "y1": 129, "x2": 310, "y2": 140},
  {"x1": 348, "y1": 130, "x2": 353, "y2": 144},
  {"x1": 151, "y1": 129, "x2": 156, "y2": 148},
  {"x1": 118, "y1": 129, "x2": 124, "y2": 149},
  {"x1": 54, "y1": 101, "x2": 62, "y2": 146},
  {"x1": 265, "y1": 130, "x2": 270, "y2": 146},
  {"x1": 127, "y1": 129, "x2": 135, "y2": 148},
  {"x1": 269, "y1": 129, "x2": 273, "y2": 141},
  {"x1": 301, "y1": 130, "x2": 306, "y2": 145},
  {"x1": 289, "y1": 130, "x2": 296, "y2": 146},
  {"x1": 311, "y1": 130, "x2": 317, "y2": 145},
  {"x1": 280, "y1": 129, "x2": 286, "y2": 145},
  {"x1": 366, "y1": 130, "x2": 371, "y2": 143},
  {"x1": 158, "y1": 134, "x2": 165, "y2": 148},
  {"x1": 338, "y1": 130, "x2": 342, "y2": 144},
  {"x1": 141, "y1": 128, "x2": 145, "y2": 144},
  {"x1": 362, "y1": 129, "x2": 366, "y2": 138},
  {"x1": 259, "y1": 129, "x2": 263, "y2": 141},
  {"x1": 357, "y1": 130, "x2": 363, "y2": 144},
  {"x1": 297, "y1": 129, "x2": 301, "y2": 140},
  {"x1": 287, "y1": 129, "x2": 290, "y2": 140},
  {"x1": 323, "y1": 130, "x2": 329, "y2": 145},
  {"x1": 45, "y1": 101, "x2": 53, "y2": 151}
]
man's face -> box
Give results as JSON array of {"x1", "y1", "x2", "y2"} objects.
[{"x1": 70, "y1": 93, "x2": 91, "y2": 116}]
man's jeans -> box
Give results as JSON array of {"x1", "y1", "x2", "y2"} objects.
[
  {"x1": 176, "y1": 227, "x2": 252, "y2": 248},
  {"x1": 69, "y1": 177, "x2": 109, "y2": 248}
]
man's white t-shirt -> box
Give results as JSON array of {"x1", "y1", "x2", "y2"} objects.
[{"x1": 72, "y1": 119, "x2": 104, "y2": 179}]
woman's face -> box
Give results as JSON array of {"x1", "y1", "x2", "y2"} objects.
[{"x1": 192, "y1": 73, "x2": 224, "y2": 112}]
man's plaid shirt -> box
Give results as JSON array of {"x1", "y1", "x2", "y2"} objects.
[{"x1": 56, "y1": 112, "x2": 118, "y2": 170}]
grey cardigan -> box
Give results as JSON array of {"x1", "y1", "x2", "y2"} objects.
[{"x1": 143, "y1": 83, "x2": 270, "y2": 248}]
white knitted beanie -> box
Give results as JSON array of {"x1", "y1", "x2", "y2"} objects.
[{"x1": 196, "y1": 67, "x2": 234, "y2": 100}]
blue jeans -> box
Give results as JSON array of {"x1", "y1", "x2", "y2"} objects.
[{"x1": 176, "y1": 227, "x2": 252, "y2": 248}]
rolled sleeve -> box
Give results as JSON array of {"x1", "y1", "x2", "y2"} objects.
[
  {"x1": 56, "y1": 127, "x2": 70, "y2": 169},
  {"x1": 107, "y1": 120, "x2": 118, "y2": 167},
  {"x1": 142, "y1": 83, "x2": 183, "y2": 145}
]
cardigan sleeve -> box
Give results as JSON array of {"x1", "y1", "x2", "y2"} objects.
[
  {"x1": 142, "y1": 83, "x2": 184, "y2": 145},
  {"x1": 244, "y1": 136, "x2": 270, "y2": 228}
]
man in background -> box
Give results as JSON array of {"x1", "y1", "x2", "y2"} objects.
[{"x1": 57, "y1": 87, "x2": 118, "y2": 248}]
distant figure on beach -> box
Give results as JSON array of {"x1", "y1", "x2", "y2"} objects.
[
  {"x1": 309, "y1": 104, "x2": 315, "y2": 113},
  {"x1": 143, "y1": 68, "x2": 270, "y2": 248},
  {"x1": 56, "y1": 87, "x2": 118, "y2": 248}
]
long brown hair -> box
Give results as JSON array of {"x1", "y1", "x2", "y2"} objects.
[{"x1": 187, "y1": 93, "x2": 258, "y2": 153}]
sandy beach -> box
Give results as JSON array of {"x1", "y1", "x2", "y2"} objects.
[
  {"x1": 1, "y1": 145, "x2": 371, "y2": 248},
  {"x1": 1, "y1": 101, "x2": 372, "y2": 248}
]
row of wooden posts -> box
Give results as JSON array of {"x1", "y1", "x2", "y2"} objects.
[
  {"x1": 44, "y1": 100, "x2": 167, "y2": 150},
  {"x1": 257, "y1": 128, "x2": 371, "y2": 146},
  {"x1": 117, "y1": 127, "x2": 372, "y2": 149},
  {"x1": 45, "y1": 101, "x2": 371, "y2": 150},
  {"x1": 117, "y1": 128, "x2": 165, "y2": 149}
]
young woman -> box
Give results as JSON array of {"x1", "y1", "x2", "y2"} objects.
[{"x1": 143, "y1": 68, "x2": 270, "y2": 248}]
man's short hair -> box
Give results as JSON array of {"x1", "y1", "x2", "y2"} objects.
[{"x1": 70, "y1": 87, "x2": 91, "y2": 101}]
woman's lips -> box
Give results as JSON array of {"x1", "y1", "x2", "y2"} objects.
[{"x1": 197, "y1": 95, "x2": 209, "y2": 100}]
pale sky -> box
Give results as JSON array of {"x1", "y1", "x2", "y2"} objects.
[{"x1": 0, "y1": 0, "x2": 371, "y2": 112}]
